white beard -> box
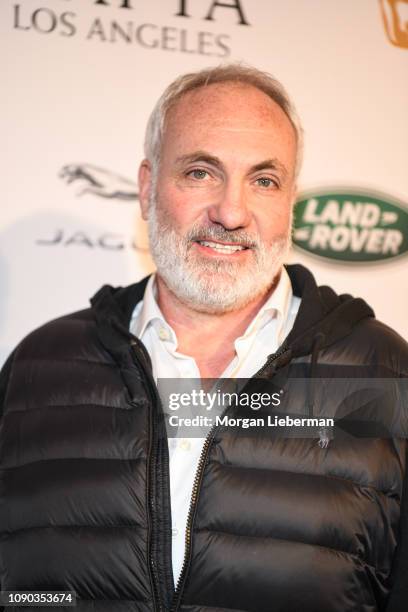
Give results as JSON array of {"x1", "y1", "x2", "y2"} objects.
[{"x1": 147, "y1": 202, "x2": 292, "y2": 314}]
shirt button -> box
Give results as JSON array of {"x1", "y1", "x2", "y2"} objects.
[
  {"x1": 179, "y1": 439, "x2": 191, "y2": 451},
  {"x1": 158, "y1": 327, "x2": 169, "y2": 341},
  {"x1": 172, "y1": 528, "x2": 179, "y2": 537}
]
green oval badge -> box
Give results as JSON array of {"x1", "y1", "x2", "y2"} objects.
[{"x1": 293, "y1": 189, "x2": 408, "y2": 263}]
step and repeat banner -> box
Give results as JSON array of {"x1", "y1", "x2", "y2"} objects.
[{"x1": 2, "y1": 0, "x2": 408, "y2": 365}]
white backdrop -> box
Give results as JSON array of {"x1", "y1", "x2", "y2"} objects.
[{"x1": 2, "y1": 0, "x2": 408, "y2": 366}]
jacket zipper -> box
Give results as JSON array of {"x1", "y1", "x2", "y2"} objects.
[
  {"x1": 255, "y1": 343, "x2": 290, "y2": 377},
  {"x1": 130, "y1": 338, "x2": 171, "y2": 612},
  {"x1": 170, "y1": 425, "x2": 216, "y2": 612},
  {"x1": 170, "y1": 345, "x2": 292, "y2": 612}
]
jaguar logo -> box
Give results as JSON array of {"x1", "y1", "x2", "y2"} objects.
[{"x1": 59, "y1": 164, "x2": 138, "y2": 200}]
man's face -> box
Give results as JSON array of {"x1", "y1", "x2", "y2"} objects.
[{"x1": 139, "y1": 82, "x2": 298, "y2": 313}]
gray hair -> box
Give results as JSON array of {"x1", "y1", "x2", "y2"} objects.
[{"x1": 144, "y1": 63, "x2": 304, "y2": 180}]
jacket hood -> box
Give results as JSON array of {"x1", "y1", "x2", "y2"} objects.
[
  {"x1": 90, "y1": 263, "x2": 375, "y2": 360},
  {"x1": 284, "y1": 264, "x2": 374, "y2": 359},
  {"x1": 91, "y1": 264, "x2": 376, "y2": 449}
]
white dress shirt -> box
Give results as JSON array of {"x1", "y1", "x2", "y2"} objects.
[{"x1": 130, "y1": 269, "x2": 301, "y2": 585}]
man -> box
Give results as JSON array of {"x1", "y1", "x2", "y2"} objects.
[{"x1": 0, "y1": 64, "x2": 407, "y2": 612}]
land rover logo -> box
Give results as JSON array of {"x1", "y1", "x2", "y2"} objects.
[{"x1": 293, "y1": 189, "x2": 408, "y2": 263}]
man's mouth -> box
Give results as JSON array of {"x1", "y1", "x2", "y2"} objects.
[{"x1": 195, "y1": 240, "x2": 249, "y2": 254}]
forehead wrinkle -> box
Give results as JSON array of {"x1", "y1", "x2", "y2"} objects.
[{"x1": 210, "y1": 126, "x2": 278, "y2": 133}]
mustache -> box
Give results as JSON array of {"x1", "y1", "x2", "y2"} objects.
[{"x1": 186, "y1": 225, "x2": 258, "y2": 248}]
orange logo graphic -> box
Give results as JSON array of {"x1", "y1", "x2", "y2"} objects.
[{"x1": 380, "y1": 0, "x2": 408, "y2": 48}]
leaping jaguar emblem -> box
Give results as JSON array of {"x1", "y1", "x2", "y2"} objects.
[{"x1": 59, "y1": 164, "x2": 138, "y2": 200}]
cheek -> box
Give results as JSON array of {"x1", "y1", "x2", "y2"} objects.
[
  {"x1": 156, "y1": 182, "x2": 184, "y2": 215},
  {"x1": 156, "y1": 181, "x2": 209, "y2": 224},
  {"x1": 257, "y1": 204, "x2": 292, "y2": 238}
]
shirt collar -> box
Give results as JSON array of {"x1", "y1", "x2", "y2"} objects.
[
  {"x1": 130, "y1": 274, "x2": 175, "y2": 342},
  {"x1": 237, "y1": 267, "x2": 293, "y2": 341},
  {"x1": 130, "y1": 267, "x2": 293, "y2": 343}
]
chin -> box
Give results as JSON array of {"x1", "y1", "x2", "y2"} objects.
[{"x1": 163, "y1": 269, "x2": 277, "y2": 315}]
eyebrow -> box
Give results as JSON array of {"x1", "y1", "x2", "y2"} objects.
[
  {"x1": 251, "y1": 159, "x2": 288, "y2": 180},
  {"x1": 175, "y1": 150, "x2": 288, "y2": 179},
  {"x1": 175, "y1": 151, "x2": 223, "y2": 168}
]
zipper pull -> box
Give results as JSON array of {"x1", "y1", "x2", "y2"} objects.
[{"x1": 317, "y1": 426, "x2": 330, "y2": 449}]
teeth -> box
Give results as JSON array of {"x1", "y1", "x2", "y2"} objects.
[{"x1": 199, "y1": 241, "x2": 246, "y2": 253}]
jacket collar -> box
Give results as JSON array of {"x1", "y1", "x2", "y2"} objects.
[{"x1": 90, "y1": 264, "x2": 374, "y2": 359}]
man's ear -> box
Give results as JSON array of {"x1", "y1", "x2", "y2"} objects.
[
  {"x1": 138, "y1": 159, "x2": 152, "y2": 221},
  {"x1": 290, "y1": 183, "x2": 298, "y2": 209}
]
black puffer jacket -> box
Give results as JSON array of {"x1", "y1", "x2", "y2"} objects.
[{"x1": 0, "y1": 264, "x2": 407, "y2": 612}]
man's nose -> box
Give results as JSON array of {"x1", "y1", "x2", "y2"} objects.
[{"x1": 207, "y1": 180, "x2": 251, "y2": 230}]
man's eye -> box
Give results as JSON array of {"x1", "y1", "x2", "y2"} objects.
[
  {"x1": 256, "y1": 177, "x2": 276, "y2": 188},
  {"x1": 187, "y1": 169, "x2": 209, "y2": 180}
]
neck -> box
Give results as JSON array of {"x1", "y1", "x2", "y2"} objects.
[{"x1": 155, "y1": 272, "x2": 281, "y2": 377}]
